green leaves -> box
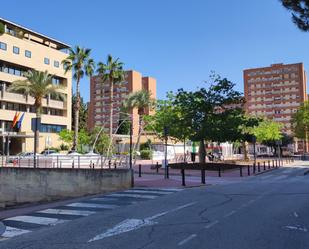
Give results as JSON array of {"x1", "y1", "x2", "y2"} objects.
[
  {"x1": 291, "y1": 100, "x2": 309, "y2": 139},
  {"x1": 281, "y1": 0, "x2": 309, "y2": 31},
  {"x1": 250, "y1": 119, "x2": 283, "y2": 144}
]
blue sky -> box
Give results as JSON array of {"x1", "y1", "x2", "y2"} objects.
[{"x1": 2, "y1": 0, "x2": 309, "y2": 101}]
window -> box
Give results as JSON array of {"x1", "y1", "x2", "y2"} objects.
[
  {"x1": 0, "y1": 42, "x2": 7, "y2": 51},
  {"x1": 13, "y1": 46, "x2": 20, "y2": 54},
  {"x1": 52, "y1": 77, "x2": 60, "y2": 85},
  {"x1": 54, "y1": 60, "x2": 59, "y2": 68},
  {"x1": 44, "y1": 57, "x2": 50, "y2": 65},
  {"x1": 25, "y1": 50, "x2": 31, "y2": 58},
  {"x1": 39, "y1": 124, "x2": 66, "y2": 133}
]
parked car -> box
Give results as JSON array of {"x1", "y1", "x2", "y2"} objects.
[{"x1": 40, "y1": 150, "x2": 58, "y2": 156}]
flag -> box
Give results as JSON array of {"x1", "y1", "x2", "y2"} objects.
[
  {"x1": 11, "y1": 112, "x2": 20, "y2": 128},
  {"x1": 16, "y1": 113, "x2": 25, "y2": 130}
]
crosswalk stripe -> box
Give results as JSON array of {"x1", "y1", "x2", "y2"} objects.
[
  {"x1": 37, "y1": 209, "x2": 96, "y2": 216},
  {"x1": 108, "y1": 193, "x2": 157, "y2": 199},
  {"x1": 90, "y1": 197, "x2": 119, "y2": 202},
  {"x1": 1, "y1": 226, "x2": 30, "y2": 238},
  {"x1": 134, "y1": 188, "x2": 183, "y2": 192},
  {"x1": 66, "y1": 203, "x2": 118, "y2": 209},
  {"x1": 124, "y1": 190, "x2": 174, "y2": 195},
  {"x1": 5, "y1": 216, "x2": 67, "y2": 226}
]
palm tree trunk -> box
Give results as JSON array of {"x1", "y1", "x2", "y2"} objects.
[
  {"x1": 73, "y1": 78, "x2": 80, "y2": 151},
  {"x1": 35, "y1": 110, "x2": 40, "y2": 156},
  {"x1": 109, "y1": 79, "x2": 114, "y2": 139}
]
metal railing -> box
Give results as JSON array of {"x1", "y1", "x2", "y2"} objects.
[{"x1": 0, "y1": 154, "x2": 130, "y2": 169}]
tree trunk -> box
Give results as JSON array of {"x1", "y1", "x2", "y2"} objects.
[
  {"x1": 109, "y1": 78, "x2": 114, "y2": 139},
  {"x1": 35, "y1": 110, "x2": 40, "y2": 155},
  {"x1": 72, "y1": 78, "x2": 80, "y2": 151},
  {"x1": 242, "y1": 141, "x2": 248, "y2": 160},
  {"x1": 199, "y1": 139, "x2": 206, "y2": 163}
]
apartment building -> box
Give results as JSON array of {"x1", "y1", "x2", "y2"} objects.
[
  {"x1": 244, "y1": 63, "x2": 307, "y2": 152},
  {"x1": 88, "y1": 70, "x2": 156, "y2": 137},
  {"x1": 0, "y1": 18, "x2": 72, "y2": 154}
]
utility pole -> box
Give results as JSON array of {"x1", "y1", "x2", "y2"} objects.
[{"x1": 129, "y1": 121, "x2": 133, "y2": 169}]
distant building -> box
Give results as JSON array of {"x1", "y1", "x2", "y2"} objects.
[
  {"x1": 0, "y1": 18, "x2": 72, "y2": 154},
  {"x1": 88, "y1": 70, "x2": 156, "y2": 137},
  {"x1": 244, "y1": 63, "x2": 307, "y2": 152}
]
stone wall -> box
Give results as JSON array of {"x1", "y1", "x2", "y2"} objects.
[{"x1": 0, "y1": 167, "x2": 133, "y2": 208}]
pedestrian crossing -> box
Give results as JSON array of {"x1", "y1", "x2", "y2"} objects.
[
  {"x1": 0, "y1": 188, "x2": 183, "y2": 240},
  {"x1": 253, "y1": 168, "x2": 309, "y2": 182}
]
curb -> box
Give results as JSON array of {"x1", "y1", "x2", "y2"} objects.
[{"x1": 254, "y1": 167, "x2": 279, "y2": 176}]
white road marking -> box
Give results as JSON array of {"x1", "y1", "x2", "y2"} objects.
[
  {"x1": 224, "y1": 210, "x2": 236, "y2": 218},
  {"x1": 1, "y1": 226, "x2": 30, "y2": 238},
  {"x1": 108, "y1": 193, "x2": 157, "y2": 199},
  {"x1": 294, "y1": 212, "x2": 299, "y2": 218},
  {"x1": 88, "y1": 202, "x2": 196, "y2": 242},
  {"x1": 177, "y1": 234, "x2": 197, "y2": 246},
  {"x1": 273, "y1": 175, "x2": 288, "y2": 180},
  {"x1": 38, "y1": 209, "x2": 96, "y2": 216},
  {"x1": 136, "y1": 188, "x2": 183, "y2": 192},
  {"x1": 284, "y1": 225, "x2": 307, "y2": 232},
  {"x1": 260, "y1": 175, "x2": 274, "y2": 180},
  {"x1": 125, "y1": 190, "x2": 173, "y2": 195},
  {"x1": 248, "y1": 199, "x2": 256, "y2": 204},
  {"x1": 205, "y1": 220, "x2": 219, "y2": 229},
  {"x1": 90, "y1": 197, "x2": 119, "y2": 202},
  {"x1": 5, "y1": 216, "x2": 67, "y2": 226},
  {"x1": 66, "y1": 203, "x2": 118, "y2": 209}
]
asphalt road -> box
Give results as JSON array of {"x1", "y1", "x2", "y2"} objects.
[{"x1": 1, "y1": 164, "x2": 309, "y2": 249}]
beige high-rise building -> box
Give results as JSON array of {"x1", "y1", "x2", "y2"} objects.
[
  {"x1": 88, "y1": 70, "x2": 156, "y2": 137},
  {"x1": 0, "y1": 18, "x2": 72, "y2": 154}
]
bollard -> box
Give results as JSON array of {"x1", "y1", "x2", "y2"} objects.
[
  {"x1": 247, "y1": 165, "x2": 250, "y2": 176},
  {"x1": 268, "y1": 160, "x2": 270, "y2": 169},
  {"x1": 263, "y1": 161, "x2": 266, "y2": 171},
  {"x1": 201, "y1": 169, "x2": 206, "y2": 184},
  {"x1": 253, "y1": 163, "x2": 256, "y2": 174},
  {"x1": 78, "y1": 156, "x2": 80, "y2": 169},
  {"x1": 92, "y1": 163, "x2": 95, "y2": 169},
  {"x1": 218, "y1": 165, "x2": 221, "y2": 177},
  {"x1": 108, "y1": 160, "x2": 111, "y2": 169},
  {"x1": 57, "y1": 156, "x2": 59, "y2": 168},
  {"x1": 181, "y1": 169, "x2": 186, "y2": 186},
  {"x1": 272, "y1": 160, "x2": 274, "y2": 168},
  {"x1": 156, "y1": 162, "x2": 159, "y2": 173},
  {"x1": 60, "y1": 161, "x2": 62, "y2": 168},
  {"x1": 139, "y1": 164, "x2": 142, "y2": 177},
  {"x1": 239, "y1": 165, "x2": 243, "y2": 177},
  {"x1": 114, "y1": 162, "x2": 117, "y2": 169},
  {"x1": 275, "y1": 160, "x2": 278, "y2": 168},
  {"x1": 72, "y1": 161, "x2": 74, "y2": 169},
  {"x1": 258, "y1": 162, "x2": 261, "y2": 172}
]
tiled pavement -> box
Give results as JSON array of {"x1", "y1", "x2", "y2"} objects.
[{"x1": 0, "y1": 188, "x2": 183, "y2": 240}]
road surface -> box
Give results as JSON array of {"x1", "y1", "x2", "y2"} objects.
[{"x1": 0, "y1": 164, "x2": 309, "y2": 249}]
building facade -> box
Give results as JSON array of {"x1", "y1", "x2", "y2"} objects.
[
  {"x1": 88, "y1": 70, "x2": 156, "y2": 137},
  {"x1": 244, "y1": 63, "x2": 307, "y2": 152},
  {"x1": 0, "y1": 18, "x2": 72, "y2": 154}
]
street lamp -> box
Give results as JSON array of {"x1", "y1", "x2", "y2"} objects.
[
  {"x1": 164, "y1": 126, "x2": 169, "y2": 179},
  {"x1": 252, "y1": 136, "x2": 256, "y2": 166}
]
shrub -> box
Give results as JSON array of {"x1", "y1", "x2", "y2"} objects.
[
  {"x1": 59, "y1": 143, "x2": 69, "y2": 151},
  {"x1": 140, "y1": 149, "x2": 153, "y2": 160},
  {"x1": 0, "y1": 22, "x2": 4, "y2": 36},
  {"x1": 140, "y1": 139, "x2": 152, "y2": 151}
]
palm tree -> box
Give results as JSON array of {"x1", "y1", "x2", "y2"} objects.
[
  {"x1": 62, "y1": 46, "x2": 95, "y2": 151},
  {"x1": 8, "y1": 70, "x2": 64, "y2": 156},
  {"x1": 96, "y1": 54, "x2": 125, "y2": 138},
  {"x1": 123, "y1": 89, "x2": 155, "y2": 150}
]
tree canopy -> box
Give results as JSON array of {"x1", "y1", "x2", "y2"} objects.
[{"x1": 281, "y1": 0, "x2": 309, "y2": 31}]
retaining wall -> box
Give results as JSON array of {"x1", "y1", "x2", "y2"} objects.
[{"x1": 0, "y1": 167, "x2": 133, "y2": 208}]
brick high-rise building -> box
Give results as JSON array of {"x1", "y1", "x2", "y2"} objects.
[
  {"x1": 88, "y1": 70, "x2": 156, "y2": 137},
  {"x1": 244, "y1": 63, "x2": 308, "y2": 152}
]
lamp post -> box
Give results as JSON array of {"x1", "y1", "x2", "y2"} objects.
[
  {"x1": 129, "y1": 121, "x2": 133, "y2": 169},
  {"x1": 276, "y1": 140, "x2": 282, "y2": 164},
  {"x1": 164, "y1": 126, "x2": 169, "y2": 179}
]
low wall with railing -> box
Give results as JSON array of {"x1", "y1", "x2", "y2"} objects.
[{"x1": 0, "y1": 167, "x2": 133, "y2": 208}]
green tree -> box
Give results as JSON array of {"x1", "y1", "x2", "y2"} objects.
[
  {"x1": 96, "y1": 55, "x2": 125, "y2": 138},
  {"x1": 281, "y1": 0, "x2": 309, "y2": 31},
  {"x1": 250, "y1": 119, "x2": 283, "y2": 144},
  {"x1": 123, "y1": 89, "x2": 155, "y2": 150},
  {"x1": 173, "y1": 75, "x2": 243, "y2": 163},
  {"x1": 72, "y1": 95, "x2": 88, "y2": 131},
  {"x1": 62, "y1": 46, "x2": 95, "y2": 151},
  {"x1": 8, "y1": 70, "x2": 63, "y2": 155}
]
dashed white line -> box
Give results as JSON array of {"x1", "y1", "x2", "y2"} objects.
[
  {"x1": 205, "y1": 220, "x2": 219, "y2": 229},
  {"x1": 125, "y1": 190, "x2": 173, "y2": 195},
  {"x1": 177, "y1": 234, "x2": 197, "y2": 246},
  {"x1": 224, "y1": 210, "x2": 236, "y2": 218}
]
